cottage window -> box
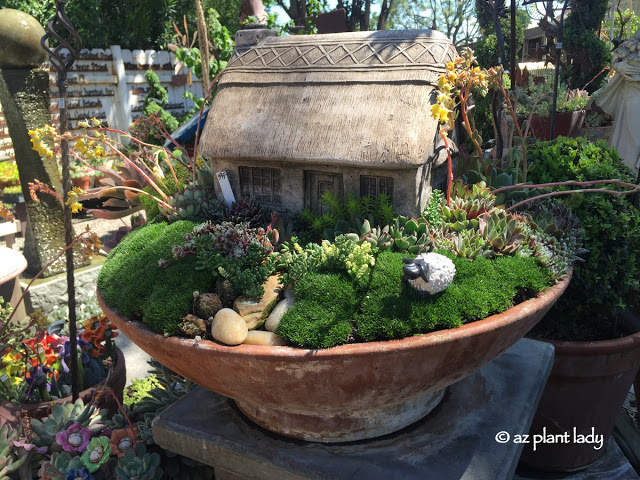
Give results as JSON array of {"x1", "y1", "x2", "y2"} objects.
[
  {"x1": 238, "y1": 167, "x2": 281, "y2": 206},
  {"x1": 360, "y1": 175, "x2": 393, "y2": 201}
]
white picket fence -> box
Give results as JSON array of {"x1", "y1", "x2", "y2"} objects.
[{"x1": 0, "y1": 47, "x2": 205, "y2": 161}]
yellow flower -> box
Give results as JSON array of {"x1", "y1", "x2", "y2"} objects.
[
  {"x1": 438, "y1": 74, "x2": 449, "y2": 90},
  {"x1": 431, "y1": 103, "x2": 451, "y2": 125},
  {"x1": 91, "y1": 117, "x2": 102, "y2": 127},
  {"x1": 447, "y1": 71, "x2": 457, "y2": 83},
  {"x1": 65, "y1": 189, "x2": 83, "y2": 214}
]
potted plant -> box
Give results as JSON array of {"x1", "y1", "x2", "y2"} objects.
[
  {"x1": 0, "y1": 301, "x2": 126, "y2": 420},
  {"x1": 516, "y1": 74, "x2": 589, "y2": 141},
  {"x1": 519, "y1": 136, "x2": 640, "y2": 471}
]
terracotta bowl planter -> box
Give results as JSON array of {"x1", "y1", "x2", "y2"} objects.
[
  {"x1": 0, "y1": 346, "x2": 127, "y2": 421},
  {"x1": 97, "y1": 274, "x2": 570, "y2": 443},
  {"x1": 529, "y1": 110, "x2": 586, "y2": 141},
  {"x1": 521, "y1": 331, "x2": 640, "y2": 471}
]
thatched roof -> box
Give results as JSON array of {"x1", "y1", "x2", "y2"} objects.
[{"x1": 199, "y1": 29, "x2": 457, "y2": 168}]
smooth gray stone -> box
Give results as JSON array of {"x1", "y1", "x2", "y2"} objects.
[
  {"x1": 153, "y1": 338, "x2": 556, "y2": 480},
  {"x1": 515, "y1": 439, "x2": 639, "y2": 480}
]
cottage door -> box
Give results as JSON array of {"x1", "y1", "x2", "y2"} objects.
[{"x1": 304, "y1": 171, "x2": 343, "y2": 215}]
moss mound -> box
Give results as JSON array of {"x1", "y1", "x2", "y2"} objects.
[
  {"x1": 277, "y1": 250, "x2": 551, "y2": 348},
  {"x1": 275, "y1": 272, "x2": 355, "y2": 349},
  {"x1": 98, "y1": 220, "x2": 214, "y2": 335}
]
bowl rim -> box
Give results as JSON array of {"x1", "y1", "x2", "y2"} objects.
[{"x1": 97, "y1": 268, "x2": 571, "y2": 360}]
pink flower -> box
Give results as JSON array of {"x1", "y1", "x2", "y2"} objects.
[{"x1": 55, "y1": 422, "x2": 93, "y2": 452}]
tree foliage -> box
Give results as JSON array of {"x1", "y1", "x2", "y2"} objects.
[
  {"x1": 388, "y1": 0, "x2": 479, "y2": 45},
  {"x1": 0, "y1": 0, "x2": 243, "y2": 49},
  {"x1": 562, "y1": 0, "x2": 610, "y2": 91},
  {"x1": 474, "y1": 5, "x2": 529, "y2": 69}
]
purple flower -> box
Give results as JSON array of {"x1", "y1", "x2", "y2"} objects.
[
  {"x1": 55, "y1": 422, "x2": 93, "y2": 452},
  {"x1": 65, "y1": 467, "x2": 94, "y2": 480}
]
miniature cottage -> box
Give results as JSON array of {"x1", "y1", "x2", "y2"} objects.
[{"x1": 199, "y1": 28, "x2": 458, "y2": 217}]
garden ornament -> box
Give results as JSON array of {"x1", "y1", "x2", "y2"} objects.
[{"x1": 403, "y1": 252, "x2": 456, "y2": 295}]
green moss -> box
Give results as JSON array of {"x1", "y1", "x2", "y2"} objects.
[
  {"x1": 275, "y1": 301, "x2": 353, "y2": 349},
  {"x1": 275, "y1": 272, "x2": 355, "y2": 348},
  {"x1": 278, "y1": 250, "x2": 552, "y2": 349},
  {"x1": 98, "y1": 220, "x2": 214, "y2": 335}
]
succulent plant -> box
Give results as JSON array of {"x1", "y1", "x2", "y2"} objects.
[
  {"x1": 0, "y1": 422, "x2": 28, "y2": 478},
  {"x1": 388, "y1": 216, "x2": 432, "y2": 254},
  {"x1": 160, "y1": 182, "x2": 220, "y2": 222},
  {"x1": 443, "y1": 229, "x2": 493, "y2": 259},
  {"x1": 477, "y1": 209, "x2": 527, "y2": 255},
  {"x1": 114, "y1": 444, "x2": 163, "y2": 480},
  {"x1": 38, "y1": 451, "x2": 78, "y2": 480},
  {"x1": 31, "y1": 400, "x2": 108, "y2": 448},
  {"x1": 222, "y1": 198, "x2": 273, "y2": 228}
]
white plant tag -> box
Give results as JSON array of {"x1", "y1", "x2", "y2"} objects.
[
  {"x1": 216, "y1": 171, "x2": 236, "y2": 208},
  {"x1": 58, "y1": 98, "x2": 65, "y2": 109},
  {"x1": 0, "y1": 374, "x2": 8, "y2": 383}
]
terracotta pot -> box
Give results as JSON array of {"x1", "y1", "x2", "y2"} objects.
[
  {"x1": 97, "y1": 272, "x2": 570, "y2": 443},
  {"x1": 520, "y1": 332, "x2": 640, "y2": 471},
  {"x1": 71, "y1": 175, "x2": 91, "y2": 191},
  {"x1": 529, "y1": 110, "x2": 586, "y2": 141},
  {"x1": 0, "y1": 346, "x2": 126, "y2": 421}
]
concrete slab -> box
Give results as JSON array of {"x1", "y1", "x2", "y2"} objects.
[
  {"x1": 515, "y1": 439, "x2": 639, "y2": 480},
  {"x1": 153, "y1": 338, "x2": 554, "y2": 480}
]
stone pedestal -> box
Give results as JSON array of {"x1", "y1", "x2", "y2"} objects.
[{"x1": 153, "y1": 338, "x2": 555, "y2": 480}]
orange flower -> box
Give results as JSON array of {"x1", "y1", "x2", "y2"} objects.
[
  {"x1": 109, "y1": 427, "x2": 139, "y2": 457},
  {"x1": 81, "y1": 316, "x2": 118, "y2": 358}
]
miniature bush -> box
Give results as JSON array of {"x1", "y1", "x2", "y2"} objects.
[
  {"x1": 98, "y1": 220, "x2": 214, "y2": 335},
  {"x1": 528, "y1": 137, "x2": 640, "y2": 338}
]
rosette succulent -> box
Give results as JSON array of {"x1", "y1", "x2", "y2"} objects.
[{"x1": 115, "y1": 444, "x2": 163, "y2": 480}]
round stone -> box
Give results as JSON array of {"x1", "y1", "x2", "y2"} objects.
[
  {"x1": 243, "y1": 330, "x2": 288, "y2": 346},
  {"x1": 264, "y1": 297, "x2": 295, "y2": 332},
  {"x1": 89, "y1": 446, "x2": 104, "y2": 462},
  {"x1": 117, "y1": 436, "x2": 133, "y2": 451},
  {"x1": 67, "y1": 432, "x2": 83, "y2": 447},
  {"x1": 0, "y1": 9, "x2": 47, "y2": 68},
  {"x1": 211, "y1": 308, "x2": 248, "y2": 345}
]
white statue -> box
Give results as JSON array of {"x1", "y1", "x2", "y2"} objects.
[{"x1": 595, "y1": 30, "x2": 640, "y2": 172}]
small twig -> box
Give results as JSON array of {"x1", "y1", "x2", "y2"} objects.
[
  {"x1": 506, "y1": 187, "x2": 640, "y2": 212},
  {"x1": 493, "y1": 179, "x2": 640, "y2": 194}
]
